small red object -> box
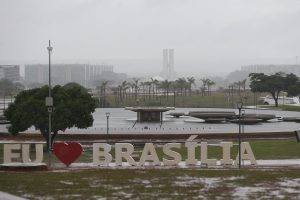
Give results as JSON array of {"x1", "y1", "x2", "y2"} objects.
[{"x1": 53, "y1": 142, "x2": 83, "y2": 166}]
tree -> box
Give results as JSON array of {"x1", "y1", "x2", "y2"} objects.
[
  {"x1": 4, "y1": 83, "x2": 96, "y2": 149},
  {"x1": 286, "y1": 73, "x2": 300, "y2": 96},
  {"x1": 233, "y1": 81, "x2": 241, "y2": 96},
  {"x1": 96, "y1": 80, "x2": 109, "y2": 108},
  {"x1": 249, "y1": 72, "x2": 299, "y2": 107},
  {"x1": 144, "y1": 81, "x2": 152, "y2": 99},
  {"x1": 170, "y1": 81, "x2": 178, "y2": 106},
  {"x1": 132, "y1": 78, "x2": 140, "y2": 101},
  {"x1": 207, "y1": 79, "x2": 215, "y2": 96},
  {"x1": 160, "y1": 80, "x2": 171, "y2": 99},
  {"x1": 287, "y1": 83, "x2": 300, "y2": 96},
  {"x1": 200, "y1": 78, "x2": 209, "y2": 96},
  {"x1": 150, "y1": 78, "x2": 159, "y2": 97},
  {"x1": 241, "y1": 79, "x2": 247, "y2": 93},
  {"x1": 233, "y1": 79, "x2": 247, "y2": 96},
  {"x1": 119, "y1": 81, "x2": 129, "y2": 101},
  {"x1": 187, "y1": 77, "x2": 195, "y2": 96},
  {"x1": 0, "y1": 79, "x2": 14, "y2": 96},
  {"x1": 0, "y1": 79, "x2": 25, "y2": 96},
  {"x1": 176, "y1": 78, "x2": 187, "y2": 96}
]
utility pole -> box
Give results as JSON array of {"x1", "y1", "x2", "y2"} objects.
[{"x1": 46, "y1": 40, "x2": 53, "y2": 168}]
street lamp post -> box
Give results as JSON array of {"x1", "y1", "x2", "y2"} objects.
[
  {"x1": 236, "y1": 102, "x2": 243, "y2": 168},
  {"x1": 106, "y1": 112, "x2": 110, "y2": 141},
  {"x1": 46, "y1": 40, "x2": 53, "y2": 167}
]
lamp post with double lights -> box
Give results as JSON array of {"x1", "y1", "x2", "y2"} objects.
[
  {"x1": 236, "y1": 102, "x2": 243, "y2": 168},
  {"x1": 106, "y1": 112, "x2": 110, "y2": 141},
  {"x1": 46, "y1": 40, "x2": 53, "y2": 167}
]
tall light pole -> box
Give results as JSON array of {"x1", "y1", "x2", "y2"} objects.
[
  {"x1": 237, "y1": 102, "x2": 243, "y2": 168},
  {"x1": 46, "y1": 40, "x2": 53, "y2": 167},
  {"x1": 106, "y1": 112, "x2": 110, "y2": 141}
]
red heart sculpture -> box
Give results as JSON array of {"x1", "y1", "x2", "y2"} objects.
[{"x1": 53, "y1": 142, "x2": 83, "y2": 166}]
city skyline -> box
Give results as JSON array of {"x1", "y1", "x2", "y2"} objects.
[{"x1": 0, "y1": 0, "x2": 300, "y2": 76}]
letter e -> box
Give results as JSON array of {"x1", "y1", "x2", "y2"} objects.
[{"x1": 4, "y1": 144, "x2": 21, "y2": 164}]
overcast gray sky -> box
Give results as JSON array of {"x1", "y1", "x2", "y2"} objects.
[{"x1": 0, "y1": 0, "x2": 300, "y2": 76}]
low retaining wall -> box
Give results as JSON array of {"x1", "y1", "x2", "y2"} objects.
[{"x1": 0, "y1": 131, "x2": 296, "y2": 142}]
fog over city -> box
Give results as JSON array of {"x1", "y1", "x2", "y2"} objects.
[{"x1": 0, "y1": 0, "x2": 300, "y2": 77}]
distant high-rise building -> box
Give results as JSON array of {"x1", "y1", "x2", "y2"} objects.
[
  {"x1": 160, "y1": 49, "x2": 176, "y2": 80},
  {"x1": 0, "y1": 65, "x2": 20, "y2": 82},
  {"x1": 25, "y1": 64, "x2": 113, "y2": 87}
]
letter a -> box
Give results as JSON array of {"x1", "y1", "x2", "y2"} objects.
[
  {"x1": 139, "y1": 143, "x2": 160, "y2": 166},
  {"x1": 235, "y1": 142, "x2": 257, "y2": 165}
]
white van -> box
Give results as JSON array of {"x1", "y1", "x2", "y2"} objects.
[{"x1": 260, "y1": 96, "x2": 300, "y2": 105}]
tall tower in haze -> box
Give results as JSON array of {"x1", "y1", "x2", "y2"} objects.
[{"x1": 161, "y1": 49, "x2": 176, "y2": 80}]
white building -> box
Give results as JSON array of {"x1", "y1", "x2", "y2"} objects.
[
  {"x1": 0, "y1": 65, "x2": 20, "y2": 82},
  {"x1": 25, "y1": 64, "x2": 113, "y2": 87}
]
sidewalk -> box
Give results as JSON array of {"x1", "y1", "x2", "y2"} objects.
[{"x1": 0, "y1": 191, "x2": 27, "y2": 200}]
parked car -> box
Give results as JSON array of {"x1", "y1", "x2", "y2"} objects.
[{"x1": 259, "y1": 96, "x2": 300, "y2": 105}]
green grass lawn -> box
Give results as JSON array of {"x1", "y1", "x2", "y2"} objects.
[
  {"x1": 1, "y1": 168, "x2": 300, "y2": 199},
  {"x1": 105, "y1": 92, "x2": 265, "y2": 108}
]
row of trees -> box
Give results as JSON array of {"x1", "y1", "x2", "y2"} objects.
[
  {"x1": 95, "y1": 72, "x2": 300, "y2": 108},
  {"x1": 96, "y1": 77, "x2": 218, "y2": 104},
  {"x1": 95, "y1": 77, "x2": 253, "y2": 107}
]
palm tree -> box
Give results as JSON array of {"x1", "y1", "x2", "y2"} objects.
[
  {"x1": 150, "y1": 78, "x2": 160, "y2": 97},
  {"x1": 160, "y1": 80, "x2": 171, "y2": 100},
  {"x1": 176, "y1": 78, "x2": 187, "y2": 96},
  {"x1": 140, "y1": 81, "x2": 146, "y2": 101},
  {"x1": 200, "y1": 78, "x2": 209, "y2": 96},
  {"x1": 170, "y1": 81, "x2": 178, "y2": 107},
  {"x1": 200, "y1": 86, "x2": 206, "y2": 96},
  {"x1": 207, "y1": 80, "x2": 215, "y2": 96},
  {"x1": 228, "y1": 84, "x2": 235, "y2": 107},
  {"x1": 241, "y1": 79, "x2": 247, "y2": 93},
  {"x1": 117, "y1": 84, "x2": 122, "y2": 101},
  {"x1": 127, "y1": 82, "x2": 134, "y2": 99},
  {"x1": 132, "y1": 78, "x2": 140, "y2": 101},
  {"x1": 121, "y1": 81, "x2": 128, "y2": 100},
  {"x1": 233, "y1": 81, "x2": 240, "y2": 96},
  {"x1": 144, "y1": 81, "x2": 152, "y2": 99},
  {"x1": 96, "y1": 80, "x2": 109, "y2": 107},
  {"x1": 187, "y1": 77, "x2": 195, "y2": 96}
]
